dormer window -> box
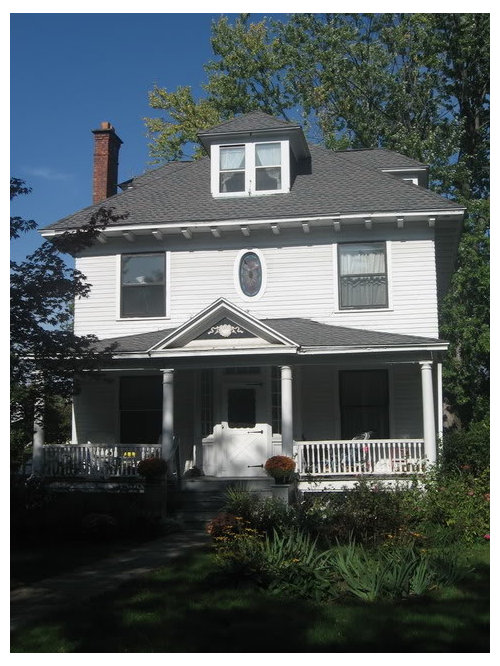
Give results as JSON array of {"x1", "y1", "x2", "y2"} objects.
[
  {"x1": 212, "y1": 141, "x2": 289, "y2": 197},
  {"x1": 220, "y1": 145, "x2": 245, "y2": 193},
  {"x1": 255, "y1": 142, "x2": 281, "y2": 191}
]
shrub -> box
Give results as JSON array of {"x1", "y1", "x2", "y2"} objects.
[
  {"x1": 311, "y1": 479, "x2": 418, "y2": 546},
  {"x1": 137, "y1": 456, "x2": 167, "y2": 479},
  {"x1": 440, "y1": 417, "x2": 489, "y2": 476},
  {"x1": 212, "y1": 526, "x2": 338, "y2": 600},
  {"x1": 206, "y1": 512, "x2": 243, "y2": 539},
  {"x1": 223, "y1": 487, "x2": 296, "y2": 536},
  {"x1": 415, "y1": 468, "x2": 490, "y2": 545},
  {"x1": 81, "y1": 513, "x2": 118, "y2": 540}
]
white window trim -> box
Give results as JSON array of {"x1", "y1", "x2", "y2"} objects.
[
  {"x1": 234, "y1": 248, "x2": 267, "y2": 302},
  {"x1": 115, "y1": 251, "x2": 171, "y2": 321},
  {"x1": 332, "y1": 241, "x2": 393, "y2": 312},
  {"x1": 211, "y1": 140, "x2": 290, "y2": 197}
]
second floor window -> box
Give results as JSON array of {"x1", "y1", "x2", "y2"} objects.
[
  {"x1": 121, "y1": 253, "x2": 166, "y2": 318},
  {"x1": 338, "y1": 242, "x2": 388, "y2": 309}
]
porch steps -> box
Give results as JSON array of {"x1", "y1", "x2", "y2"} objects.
[{"x1": 168, "y1": 477, "x2": 273, "y2": 530}]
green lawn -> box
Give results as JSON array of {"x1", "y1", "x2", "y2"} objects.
[{"x1": 11, "y1": 544, "x2": 489, "y2": 653}]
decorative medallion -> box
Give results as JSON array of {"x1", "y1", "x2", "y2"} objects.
[
  {"x1": 208, "y1": 323, "x2": 244, "y2": 338},
  {"x1": 196, "y1": 318, "x2": 256, "y2": 340}
]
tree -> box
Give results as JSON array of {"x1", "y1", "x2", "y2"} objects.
[
  {"x1": 10, "y1": 178, "x2": 125, "y2": 464},
  {"x1": 145, "y1": 13, "x2": 489, "y2": 426}
]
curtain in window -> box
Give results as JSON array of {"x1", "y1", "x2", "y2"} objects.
[
  {"x1": 339, "y1": 244, "x2": 385, "y2": 274},
  {"x1": 220, "y1": 146, "x2": 245, "y2": 170},
  {"x1": 339, "y1": 244, "x2": 387, "y2": 308},
  {"x1": 255, "y1": 143, "x2": 281, "y2": 166}
]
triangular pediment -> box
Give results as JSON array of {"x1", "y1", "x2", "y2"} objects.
[{"x1": 148, "y1": 298, "x2": 297, "y2": 354}]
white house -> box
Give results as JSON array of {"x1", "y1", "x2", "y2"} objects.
[{"x1": 39, "y1": 111, "x2": 465, "y2": 490}]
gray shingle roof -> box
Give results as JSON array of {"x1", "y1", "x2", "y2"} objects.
[
  {"x1": 337, "y1": 148, "x2": 427, "y2": 170},
  {"x1": 98, "y1": 318, "x2": 445, "y2": 353},
  {"x1": 44, "y1": 142, "x2": 462, "y2": 233},
  {"x1": 198, "y1": 110, "x2": 300, "y2": 136}
]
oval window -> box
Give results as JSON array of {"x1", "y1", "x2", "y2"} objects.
[{"x1": 239, "y1": 251, "x2": 262, "y2": 297}]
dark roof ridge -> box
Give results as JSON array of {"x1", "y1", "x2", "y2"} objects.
[{"x1": 199, "y1": 110, "x2": 300, "y2": 135}]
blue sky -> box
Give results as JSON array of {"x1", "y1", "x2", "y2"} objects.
[{"x1": 10, "y1": 11, "x2": 274, "y2": 262}]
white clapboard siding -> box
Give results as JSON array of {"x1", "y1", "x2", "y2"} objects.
[{"x1": 74, "y1": 227, "x2": 439, "y2": 340}]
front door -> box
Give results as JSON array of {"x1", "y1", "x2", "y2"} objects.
[{"x1": 218, "y1": 382, "x2": 270, "y2": 477}]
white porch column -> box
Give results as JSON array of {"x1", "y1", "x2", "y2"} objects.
[
  {"x1": 161, "y1": 369, "x2": 175, "y2": 461},
  {"x1": 437, "y1": 361, "x2": 443, "y2": 443},
  {"x1": 420, "y1": 361, "x2": 437, "y2": 465},
  {"x1": 281, "y1": 365, "x2": 293, "y2": 457},
  {"x1": 32, "y1": 395, "x2": 45, "y2": 474}
]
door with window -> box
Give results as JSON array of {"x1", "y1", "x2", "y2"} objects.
[{"x1": 218, "y1": 378, "x2": 270, "y2": 477}]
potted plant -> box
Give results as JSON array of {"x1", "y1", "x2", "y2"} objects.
[
  {"x1": 137, "y1": 456, "x2": 168, "y2": 482},
  {"x1": 264, "y1": 455, "x2": 296, "y2": 484}
]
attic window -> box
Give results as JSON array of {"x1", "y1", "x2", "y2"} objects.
[
  {"x1": 255, "y1": 143, "x2": 281, "y2": 191},
  {"x1": 213, "y1": 141, "x2": 289, "y2": 197},
  {"x1": 220, "y1": 145, "x2": 245, "y2": 193}
]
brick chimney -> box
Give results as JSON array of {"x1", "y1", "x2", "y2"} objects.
[{"x1": 92, "y1": 121, "x2": 123, "y2": 203}]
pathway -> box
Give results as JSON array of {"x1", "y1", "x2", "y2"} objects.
[{"x1": 11, "y1": 529, "x2": 210, "y2": 632}]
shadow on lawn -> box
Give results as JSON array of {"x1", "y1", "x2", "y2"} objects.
[{"x1": 11, "y1": 550, "x2": 489, "y2": 653}]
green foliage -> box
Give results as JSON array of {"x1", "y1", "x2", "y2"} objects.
[
  {"x1": 312, "y1": 480, "x2": 417, "y2": 546},
  {"x1": 223, "y1": 487, "x2": 296, "y2": 535},
  {"x1": 440, "y1": 417, "x2": 490, "y2": 475},
  {"x1": 440, "y1": 199, "x2": 490, "y2": 425},
  {"x1": 10, "y1": 179, "x2": 126, "y2": 461},
  {"x1": 416, "y1": 468, "x2": 490, "y2": 545}
]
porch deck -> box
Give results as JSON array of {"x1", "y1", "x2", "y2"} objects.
[{"x1": 39, "y1": 439, "x2": 425, "y2": 480}]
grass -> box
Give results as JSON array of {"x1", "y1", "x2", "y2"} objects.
[{"x1": 11, "y1": 543, "x2": 489, "y2": 653}]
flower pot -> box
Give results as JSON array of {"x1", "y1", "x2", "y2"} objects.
[{"x1": 271, "y1": 483, "x2": 290, "y2": 504}]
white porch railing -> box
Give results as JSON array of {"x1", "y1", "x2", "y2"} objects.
[
  {"x1": 42, "y1": 444, "x2": 162, "y2": 478},
  {"x1": 295, "y1": 439, "x2": 426, "y2": 477}
]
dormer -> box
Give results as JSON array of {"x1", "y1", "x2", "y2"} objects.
[
  {"x1": 198, "y1": 110, "x2": 310, "y2": 198},
  {"x1": 337, "y1": 148, "x2": 430, "y2": 189}
]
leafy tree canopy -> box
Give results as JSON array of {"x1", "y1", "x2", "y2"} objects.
[{"x1": 10, "y1": 178, "x2": 124, "y2": 454}]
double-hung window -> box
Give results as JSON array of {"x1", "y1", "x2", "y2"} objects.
[
  {"x1": 215, "y1": 141, "x2": 287, "y2": 196},
  {"x1": 255, "y1": 142, "x2": 282, "y2": 191},
  {"x1": 338, "y1": 242, "x2": 388, "y2": 309},
  {"x1": 120, "y1": 252, "x2": 166, "y2": 318},
  {"x1": 219, "y1": 145, "x2": 246, "y2": 193}
]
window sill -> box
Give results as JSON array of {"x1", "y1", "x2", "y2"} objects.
[
  {"x1": 117, "y1": 316, "x2": 171, "y2": 322},
  {"x1": 334, "y1": 308, "x2": 394, "y2": 314},
  {"x1": 212, "y1": 189, "x2": 289, "y2": 198}
]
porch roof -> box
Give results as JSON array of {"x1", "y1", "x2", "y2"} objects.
[{"x1": 97, "y1": 317, "x2": 447, "y2": 355}]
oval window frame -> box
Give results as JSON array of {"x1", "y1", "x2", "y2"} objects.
[{"x1": 234, "y1": 248, "x2": 266, "y2": 301}]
